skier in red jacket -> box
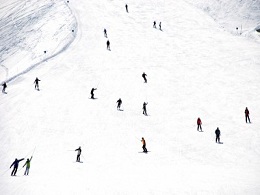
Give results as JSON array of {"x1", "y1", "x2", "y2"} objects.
[{"x1": 197, "y1": 117, "x2": 202, "y2": 131}]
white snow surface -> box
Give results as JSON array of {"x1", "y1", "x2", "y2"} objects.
[{"x1": 0, "y1": 0, "x2": 260, "y2": 194}]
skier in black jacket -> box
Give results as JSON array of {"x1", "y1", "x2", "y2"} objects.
[
  {"x1": 142, "y1": 72, "x2": 147, "y2": 83},
  {"x1": 116, "y1": 98, "x2": 122, "y2": 110},
  {"x1": 75, "y1": 147, "x2": 82, "y2": 162},
  {"x1": 34, "y1": 77, "x2": 41, "y2": 90},
  {"x1": 143, "y1": 102, "x2": 148, "y2": 116},
  {"x1": 2, "y1": 82, "x2": 7, "y2": 93},
  {"x1": 215, "y1": 127, "x2": 221, "y2": 143},
  {"x1": 90, "y1": 88, "x2": 97, "y2": 99},
  {"x1": 10, "y1": 158, "x2": 24, "y2": 176}
]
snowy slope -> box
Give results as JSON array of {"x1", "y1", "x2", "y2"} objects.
[
  {"x1": 0, "y1": 0, "x2": 77, "y2": 82},
  {"x1": 1, "y1": 0, "x2": 260, "y2": 194},
  {"x1": 184, "y1": 0, "x2": 260, "y2": 41}
]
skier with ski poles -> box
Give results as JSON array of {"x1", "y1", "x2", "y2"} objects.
[
  {"x1": 142, "y1": 72, "x2": 147, "y2": 83},
  {"x1": 141, "y1": 137, "x2": 148, "y2": 153},
  {"x1": 10, "y1": 158, "x2": 24, "y2": 176},
  {"x1": 197, "y1": 117, "x2": 202, "y2": 131},
  {"x1": 75, "y1": 146, "x2": 81, "y2": 162},
  {"x1": 34, "y1": 77, "x2": 41, "y2": 90},
  {"x1": 143, "y1": 102, "x2": 148, "y2": 116},
  {"x1": 90, "y1": 88, "x2": 97, "y2": 99},
  {"x1": 23, "y1": 156, "x2": 33, "y2": 176},
  {"x1": 245, "y1": 107, "x2": 251, "y2": 123},
  {"x1": 116, "y1": 98, "x2": 122, "y2": 110},
  {"x1": 215, "y1": 127, "x2": 221, "y2": 143},
  {"x1": 2, "y1": 82, "x2": 7, "y2": 93}
]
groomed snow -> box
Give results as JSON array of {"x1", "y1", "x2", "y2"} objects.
[{"x1": 0, "y1": 0, "x2": 260, "y2": 194}]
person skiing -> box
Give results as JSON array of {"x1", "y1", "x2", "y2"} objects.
[
  {"x1": 104, "y1": 28, "x2": 107, "y2": 38},
  {"x1": 215, "y1": 127, "x2": 221, "y2": 143},
  {"x1": 75, "y1": 146, "x2": 81, "y2": 162},
  {"x1": 142, "y1": 72, "x2": 147, "y2": 83},
  {"x1": 116, "y1": 98, "x2": 122, "y2": 110},
  {"x1": 2, "y1": 82, "x2": 7, "y2": 93},
  {"x1": 153, "y1": 21, "x2": 156, "y2": 28},
  {"x1": 34, "y1": 77, "x2": 41, "y2": 90},
  {"x1": 23, "y1": 156, "x2": 33, "y2": 176},
  {"x1": 106, "y1": 40, "x2": 110, "y2": 50},
  {"x1": 159, "y1": 22, "x2": 162, "y2": 30},
  {"x1": 125, "y1": 4, "x2": 128, "y2": 13},
  {"x1": 245, "y1": 107, "x2": 250, "y2": 123},
  {"x1": 197, "y1": 117, "x2": 202, "y2": 131},
  {"x1": 141, "y1": 137, "x2": 148, "y2": 153},
  {"x1": 143, "y1": 102, "x2": 148, "y2": 116},
  {"x1": 10, "y1": 158, "x2": 24, "y2": 176},
  {"x1": 90, "y1": 88, "x2": 97, "y2": 99}
]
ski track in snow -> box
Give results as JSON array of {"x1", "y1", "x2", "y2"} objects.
[{"x1": 0, "y1": 0, "x2": 260, "y2": 194}]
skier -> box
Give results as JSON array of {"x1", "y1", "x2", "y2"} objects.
[
  {"x1": 116, "y1": 98, "x2": 122, "y2": 110},
  {"x1": 197, "y1": 117, "x2": 202, "y2": 131},
  {"x1": 245, "y1": 107, "x2": 250, "y2": 123},
  {"x1": 90, "y1": 88, "x2": 97, "y2": 99},
  {"x1": 2, "y1": 82, "x2": 7, "y2": 93},
  {"x1": 34, "y1": 77, "x2": 41, "y2": 90},
  {"x1": 75, "y1": 146, "x2": 81, "y2": 162},
  {"x1": 153, "y1": 21, "x2": 156, "y2": 28},
  {"x1": 159, "y1": 22, "x2": 162, "y2": 30},
  {"x1": 104, "y1": 28, "x2": 107, "y2": 38},
  {"x1": 125, "y1": 4, "x2": 128, "y2": 13},
  {"x1": 141, "y1": 137, "x2": 148, "y2": 153},
  {"x1": 143, "y1": 102, "x2": 148, "y2": 116},
  {"x1": 142, "y1": 72, "x2": 147, "y2": 83},
  {"x1": 23, "y1": 156, "x2": 33, "y2": 176},
  {"x1": 10, "y1": 158, "x2": 24, "y2": 176},
  {"x1": 106, "y1": 40, "x2": 110, "y2": 50},
  {"x1": 215, "y1": 127, "x2": 221, "y2": 143}
]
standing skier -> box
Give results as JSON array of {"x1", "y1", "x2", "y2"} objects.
[
  {"x1": 159, "y1": 22, "x2": 162, "y2": 30},
  {"x1": 153, "y1": 21, "x2": 156, "y2": 28},
  {"x1": 215, "y1": 127, "x2": 221, "y2": 143},
  {"x1": 106, "y1": 40, "x2": 110, "y2": 50},
  {"x1": 142, "y1": 72, "x2": 147, "y2": 83},
  {"x1": 2, "y1": 82, "x2": 7, "y2": 93},
  {"x1": 141, "y1": 137, "x2": 148, "y2": 153},
  {"x1": 143, "y1": 102, "x2": 148, "y2": 116},
  {"x1": 75, "y1": 146, "x2": 81, "y2": 162},
  {"x1": 116, "y1": 98, "x2": 122, "y2": 110},
  {"x1": 104, "y1": 28, "x2": 107, "y2": 38},
  {"x1": 10, "y1": 158, "x2": 24, "y2": 176},
  {"x1": 90, "y1": 88, "x2": 97, "y2": 99},
  {"x1": 34, "y1": 77, "x2": 41, "y2": 90},
  {"x1": 125, "y1": 4, "x2": 128, "y2": 12},
  {"x1": 197, "y1": 117, "x2": 202, "y2": 131},
  {"x1": 23, "y1": 156, "x2": 33, "y2": 176},
  {"x1": 245, "y1": 107, "x2": 250, "y2": 123}
]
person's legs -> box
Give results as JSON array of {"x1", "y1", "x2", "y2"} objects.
[{"x1": 13, "y1": 167, "x2": 18, "y2": 176}]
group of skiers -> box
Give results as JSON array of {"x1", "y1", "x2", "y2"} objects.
[
  {"x1": 1, "y1": 78, "x2": 40, "y2": 94},
  {"x1": 153, "y1": 21, "x2": 162, "y2": 30},
  {"x1": 196, "y1": 107, "x2": 251, "y2": 144},
  {"x1": 10, "y1": 156, "x2": 33, "y2": 176}
]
